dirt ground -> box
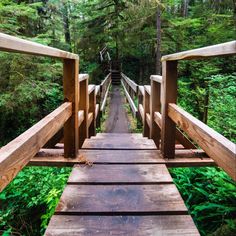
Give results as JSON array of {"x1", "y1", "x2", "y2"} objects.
[{"x1": 104, "y1": 86, "x2": 130, "y2": 133}]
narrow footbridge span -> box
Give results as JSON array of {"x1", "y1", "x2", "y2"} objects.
[{"x1": 0, "y1": 33, "x2": 235, "y2": 235}]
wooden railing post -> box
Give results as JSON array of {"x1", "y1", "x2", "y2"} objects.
[
  {"x1": 150, "y1": 76, "x2": 162, "y2": 148},
  {"x1": 161, "y1": 61, "x2": 178, "y2": 158},
  {"x1": 79, "y1": 76, "x2": 88, "y2": 148},
  {"x1": 88, "y1": 85, "x2": 96, "y2": 137},
  {"x1": 143, "y1": 86, "x2": 150, "y2": 137},
  {"x1": 63, "y1": 59, "x2": 79, "y2": 158}
]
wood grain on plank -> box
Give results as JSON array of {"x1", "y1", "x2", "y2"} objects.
[
  {"x1": 162, "y1": 40, "x2": 236, "y2": 61},
  {"x1": 0, "y1": 32, "x2": 78, "y2": 59},
  {"x1": 56, "y1": 184, "x2": 188, "y2": 214},
  {"x1": 168, "y1": 103, "x2": 236, "y2": 180},
  {"x1": 68, "y1": 164, "x2": 173, "y2": 184},
  {"x1": 45, "y1": 215, "x2": 200, "y2": 236},
  {"x1": 0, "y1": 102, "x2": 72, "y2": 192},
  {"x1": 81, "y1": 138, "x2": 157, "y2": 150}
]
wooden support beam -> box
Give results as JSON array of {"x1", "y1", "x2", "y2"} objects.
[
  {"x1": 79, "y1": 74, "x2": 89, "y2": 82},
  {"x1": 154, "y1": 112, "x2": 196, "y2": 149},
  {"x1": 162, "y1": 41, "x2": 236, "y2": 61},
  {"x1": 0, "y1": 103, "x2": 72, "y2": 192},
  {"x1": 29, "y1": 149, "x2": 215, "y2": 167},
  {"x1": 143, "y1": 86, "x2": 150, "y2": 138},
  {"x1": 78, "y1": 76, "x2": 88, "y2": 148},
  {"x1": 150, "y1": 78, "x2": 162, "y2": 148},
  {"x1": 0, "y1": 32, "x2": 78, "y2": 59},
  {"x1": 63, "y1": 59, "x2": 79, "y2": 158},
  {"x1": 88, "y1": 87, "x2": 96, "y2": 137},
  {"x1": 161, "y1": 61, "x2": 178, "y2": 158},
  {"x1": 168, "y1": 103, "x2": 236, "y2": 180}
]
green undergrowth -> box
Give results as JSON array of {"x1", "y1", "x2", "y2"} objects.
[
  {"x1": 0, "y1": 167, "x2": 71, "y2": 235},
  {"x1": 170, "y1": 167, "x2": 236, "y2": 236}
]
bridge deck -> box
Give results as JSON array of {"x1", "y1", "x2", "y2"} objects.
[{"x1": 45, "y1": 133, "x2": 199, "y2": 236}]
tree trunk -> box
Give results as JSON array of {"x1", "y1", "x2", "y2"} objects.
[
  {"x1": 182, "y1": 0, "x2": 189, "y2": 17},
  {"x1": 62, "y1": 2, "x2": 72, "y2": 52},
  {"x1": 203, "y1": 87, "x2": 209, "y2": 124},
  {"x1": 156, "y1": 6, "x2": 161, "y2": 75}
]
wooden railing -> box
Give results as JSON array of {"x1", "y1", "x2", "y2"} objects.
[
  {"x1": 0, "y1": 33, "x2": 111, "y2": 192},
  {"x1": 121, "y1": 41, "x2": 236, "y2": 181}
]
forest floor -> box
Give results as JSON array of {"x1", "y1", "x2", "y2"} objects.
[{"x1": 104, "y1": 85, "x2": 130, "y2": 133}]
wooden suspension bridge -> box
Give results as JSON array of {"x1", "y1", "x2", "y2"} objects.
[{"x1": 0, "y1": 33, "x2": 235, "y2": 235}]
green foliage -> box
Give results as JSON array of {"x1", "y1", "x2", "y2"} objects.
[
  {"x1": 0, "y1": 167, "x2": 71, "y2": 235},
  {"x1": 170, "y1": 167, "x2": 236, "y2": 235}
]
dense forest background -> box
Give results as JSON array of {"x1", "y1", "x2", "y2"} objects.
[{"x1": 0, "y1": 0, "x2": 235, "y2": 235}]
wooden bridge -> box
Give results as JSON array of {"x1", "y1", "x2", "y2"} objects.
[{"x1": 0, "y1": 33, "x2": 235, "y2": 235}]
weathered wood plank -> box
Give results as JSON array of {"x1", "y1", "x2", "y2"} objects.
[
  {"x1": 68, "y1": 164, "x2": 173, "y2": 184},
  {"x1": 81, "y1": 138, "x2": 157, "y2": 150},
  {"x1": 30, "y1": 149, "x2": 214, "y2": 167},
  {"x1": 168, "y1": 103, "x2": 236, "y2": 180},
  {"x1": 0, "y1": 103, "x2": 72, "y2": 192},
  {"x1": 162, "y1": 41, "x2": 236, "y2": 61},
  {"x1": 55, "y1": 184, "x2": 188, "y2": 214},
  {"x1": 0, "y1": 32, "x2": 78, "y2": 59},
  {"x1": 144, "y1": 85, "x2": 151, "y2": 95},
  {"x1": 45, "y1": 215, "x2": 200, "y2": 236}
]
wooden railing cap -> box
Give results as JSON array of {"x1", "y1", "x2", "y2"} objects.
[
  {"x1": 79, "y1": 74, "x2": 89, "y2": 82},
  {"x1": 0, "y1": 32, "x2": 79, "y2": 60},
  {"x1": 150, "y1": 75, "x2": 162, "y2": 83},
  {"x1": 162, "y1": 40, "x2": 236, "y2": 61}
]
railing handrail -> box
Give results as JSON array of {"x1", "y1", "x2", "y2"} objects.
[
  {"x1": 162, "y1": 40, "x2": 236, "y2": 61},
  {"x1": 0, "y1": 32, "x2": 79, "y2": 59}
]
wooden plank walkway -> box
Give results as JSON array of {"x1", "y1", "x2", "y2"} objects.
[{"x1": 45, "y1": 133, "x2": 200, "y2": 236}]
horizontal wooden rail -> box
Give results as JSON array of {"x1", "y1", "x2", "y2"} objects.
[
  {"x1": 0, "y1": 33, "x2": 78, "y2": 59},
  {"x1": 101, "y1": 73, "x2": 111, "y2": 87},
  {"x1": 78, "y1": 110, "x2": 84, "y2": 127},
  {"x1": 121, "y1": 73, "x2": 138, "y2": 93},
  {"x1": 146, "y1": 113, "x2": 151, "y2": 127},
  {"x1": 144, "y1": 85, "x2": 151, "y2": 95},
  {"x1": 150, "y1": 75, "x2": 162, "y2": 83},
  {"x1": 162, "y1": 41, "x2": 236, "y2": 61},
  {"x1": 121, "y1": 80, "x2": 138, "y2": 117},
  {"x1": 168, "y1": 103, "x2": 236, "y2": 180},
  {"x1": 88, "y1": 85, "x2": 95, "y2": 94},
  {"x1": 0, "y1": 102, "x2": 72, "y2": 192},
  {"x1": 95, "y1": 85, "x2": 100, "y2": 96},
  {"x1": 95, "y1": 104, "x2": 99, "y2": 118},
  {"x1": 100, "y1": 80, "x2": 111, "y2": 112},
  {"x1": 29, "y1": 149, "x2": 215, "y2": 167},
  {"x1": 139, "y1": 86, "x2": 144, "y2": 96},
  {"x1": 154, "y1": 112, "x2": 162, "y2": 128},
  {"x1": 79, "y1": 74, "x2": 89, "y2": 82},
  {"x1": 87, "y1": 112, "x2": 93, "y2": 127}
]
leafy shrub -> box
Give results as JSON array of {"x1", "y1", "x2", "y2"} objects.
[
  {"x1": 0, "y1": 167, "x2": 71, "y2": 235},
  {"x1": 170, "y1": 167, "x2": 236, "y2": 236}
]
